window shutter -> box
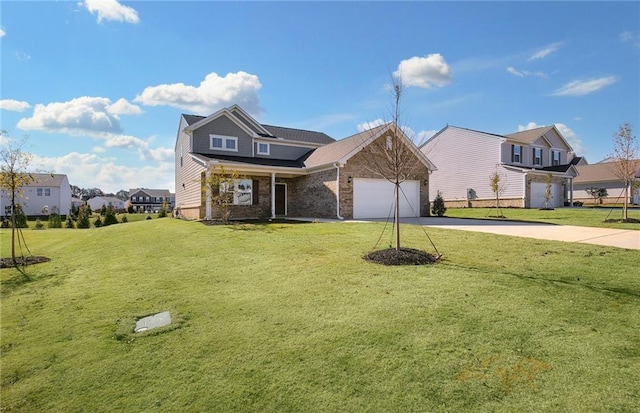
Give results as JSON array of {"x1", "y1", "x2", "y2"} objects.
[
  {"x1": 511, "y1": 145, "x2": 514, "y2": 162},
  {"x1": 252, "y1": 179, "x2": 259, "y2": 205}
]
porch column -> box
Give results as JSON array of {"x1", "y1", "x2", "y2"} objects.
[
  {"x1": 569, "y1": 178, "x2": 574, "y2": 207},
  {"x1": 205, "y1": 168, "x2": 212, "y2": 220},
  {"x1": 271, "y1": 172, "x2": 276, "y2": 219}
]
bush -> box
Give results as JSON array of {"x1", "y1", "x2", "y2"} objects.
[
  {"x1": 11, "y1": 205, "x2": 28, "y2": 228},
  {"x1": 573, "y1": 201, "x2": 584, "y2": 207},
  {"x1": 94, "y1": 216, "x2": 103, "y2": 228},
  {"x1": 34, "y1": 218, "x2": 45, "y2": 230},
  {"x1": 431, "y1": 192, "x2": 447, "y2": 217},
  {"x1": 127, "y1": 205, "x2": 134, "y2": 214},
  {"x1": 77, "y1": 205, "x2": 91, "y2": 229},
  {"x1": 103, "y1": 205, "x2": 118, "y2": 226},
  {"x1": 120, "y1": 214, "x2": 128, "y2": 223},
  {"x1": 48, "y1": 213, "x2": 62, "y2": 228},
  {"x1": 146, "y1": 215, "x2": 152, "y2": 220},
  {"x1": 65, "y1": 215, "x2": 75, "y2": 229}
]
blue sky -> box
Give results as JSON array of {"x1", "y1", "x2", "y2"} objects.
[{"x1": 1, "y1": 0, "x2": 638, "y2": 193}]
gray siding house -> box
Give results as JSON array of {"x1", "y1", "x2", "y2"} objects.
[
  {"x1": 175, "y1": 104, "x2": 436, "y2": 220},
  {"x1": 421, "y1": 125, "x2": 579, "y2": 208},
  {"x1": 0, "y1": 173, "x2": 72, "y2": 216}
]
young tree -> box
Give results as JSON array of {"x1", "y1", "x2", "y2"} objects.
[
  {"x1": 585, "y1": 187, "x2": 608, "y2": 205},
  {"x1": 76, "y1": 204, "x2": 91, "y2": 228},
  {"x1": 359, "y1": 82, "x2": 428, "y2": 251},
  {"x1": 203, "y1": 165, "x2": 240, "y2": 224},
  {"x1": 609, "y1": 123, "x2": 639, "y2": 221},
  {"x1": 489, "y1": 167, "x2": 507, "y2": 217},
  {"x1": 0, "y1": 131, "x2": 36, "y2": 264},
  {"x1": 542, "y1": 173, "x2": 554, "y2": 209}
]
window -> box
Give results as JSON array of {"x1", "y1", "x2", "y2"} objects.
[
  {"x1": 210, "y1": 135, "x2": 238, "y2": 152},
  {"x1": 219, "y1": 179, "x2": 253, "y2": 205},
  {"x1": 180, "y1": 145, "x2": 183, "y2": 167},
  {"x1": 257, "y1": 142, "x2": 270, "y2": 155},
  {"x1": 45, "y1": 188, "x2": 51, "y2": 196},
  {"x1": 533, "y1": 148, "x2": 542, "y2": 166},
  {"x1": 36, "y1": 188, "x2": 51, "y2": 197},
  {"x1": 37, "y1": 188, "x2": 43, "y2": 196},
  {"x1": 386, "y1": 136, "x2": 393, "y2": 150},
  {"x1": 511, "y1": 145, "x2": 522, "y2": 163},
  {"x1": 552, "y1": 150, "x2": 561, "y2": 166}
]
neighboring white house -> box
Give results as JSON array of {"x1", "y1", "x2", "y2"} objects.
[
  {"x1": 573, "y1": 159, "x2": 640, "y2": 205},
  {"x1": 86, "y1": 196, "x2": 127, "y2": 212},
  {"x1": 420, "y1": 125, "x2": 579, "y2": 208},
  {"x1": 0, "y1": 173, "x2": 72, "y2": 216}
]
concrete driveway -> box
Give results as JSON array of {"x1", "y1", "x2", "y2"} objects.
[{"x1": 391, "y1": 217, "x2": 640, "y2": 250}]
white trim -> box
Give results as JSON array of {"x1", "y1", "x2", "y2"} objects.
[
  {"x1": 335, "y1": 163, "x2": 344, "y2": 219},
  {"x1": 185, "y1": 108, "x2": 258, "y2": 138},
  {"x1": 257, "y1": 142, "x2": 270, "y2": 155},
  {"x1": 271, "y1": 173, "x2": 276, "y2": 218},
  {"x1": 253, "y1": 136, "x2": 326, "y2": 148},
  {"x1": 210, "y1": 134, "x2": 238, "y2": 152}
]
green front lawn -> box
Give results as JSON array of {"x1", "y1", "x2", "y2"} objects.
[
  {"x1": 1, "y1": 219, "x2": 639, "y2": 412},
  {"x1": 444, "y1": 207, "x2": 640, "y2": 229}
]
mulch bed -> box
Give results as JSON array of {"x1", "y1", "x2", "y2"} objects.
[
  {"x1": 0, "y1": 256, "x2": 51, "y2": 268},
  {"x1": 604, "y1": 218, "x2": 640, "y2": 223},
  {"x1": 365, "y1": 248, "x2": 441, "y2": 266}
]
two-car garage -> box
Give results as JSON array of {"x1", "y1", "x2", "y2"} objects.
[{"x1": 352, "y1": 178, "x2": 421, "y2": 219}]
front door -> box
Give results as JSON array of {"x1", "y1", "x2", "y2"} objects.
[{"x1": 275, "y1": 183, "x2": 286, "y2": 215}]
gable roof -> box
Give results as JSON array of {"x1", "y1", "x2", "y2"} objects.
[
  {"x1": 575, "y1": 160, "x2": 640, "y2": 184},
  {"x1": 421, "y1": 125, "x2": 506, "y2": 148},
  {"x1": 304, "y1": 123, "x2": 436, "y2": 170},
  {"x1": 182, "y1": 105, "x2": 335, "y2": 146},
  {"x1": 505, "y1": 125, "x2": 555, "y2": 144},
  {"x1": 27, "y1": 173, "x2": 68, "y2": 187},
  {"x1": 129, "y1": 188, "x2": 173, "y2": 198}
]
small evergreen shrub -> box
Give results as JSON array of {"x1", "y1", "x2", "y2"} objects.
[
  {"x1": 103, "y1": 205, "x2": 118, "y2": 226},
  {"x1": 65, "y1": 215, "x2": 75, "y2": 229},
  {"x1": 431, "y1": 191, "x2": 447, "y2": 217},
  {"x1": 48, "y1": 213, "x2": 62, "y2": 228},
  {"x1": 146, "y1": 215, "x2": 152, "y2": 220},
  {"x1": 120, "y1": 214, "x2": 128, "y2": 223},
  {"x1": 94, "y1": 216, "x2": 103, "y2": 228},
  {"x1": 34, "y1": 218, "x2": 45, "y2": 230},
  {"x1": 77, "y1": 205, "x2": 91, "y2": 229},
  {"x1": 100, "y1": 204, "x2": 107, "y2": 216},
  {"x1": 12, "y1": 205, "x2": 28, "y2": 228}
]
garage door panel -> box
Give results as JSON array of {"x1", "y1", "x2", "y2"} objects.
[
  {"x1": 353, "y1": 179, "x2": 420, "y2": 219},
  {"x1": 531, "y1": 182, "x2": 561, "y2": 208}
]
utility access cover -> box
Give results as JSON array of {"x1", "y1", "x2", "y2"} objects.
[{"x1": 135, "y1": 311, "x2": 171, "y2": 333}]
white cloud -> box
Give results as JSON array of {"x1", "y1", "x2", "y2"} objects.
[
  {"x1": 17, "y1": 96, "x2": 141, "y2": 134},
  {"x1": 33, "y1": 152, "x2": 174, "y2": 193},
  {"x1": 517, "y1": 122, "x2": 584, "y2": 155},
  {"x1": 80, "y1": 0, "x2": 139, "y2": 24},
  {"x1": 135, "y1": 71, "x2": 263, "y2": 115},
  {"x1": 0, "y1": 29, "x2": 5, "y2": 38},
  {"x1": 619, "y1": 31, "x2": 640, "y2": 48},
  {"x1": 0, "y1": 99, "x2": 31, "y2": 112},
  {"x1": 551, "y1": 76, "x2": 618, "y2": 96},
  {"x1": 357, "y1": 119, "x2": 386, "y2": 132},
  {"x1": 394, "y1": 54, "x2": 452, "y2": 89},
  {"x1": 527, "y1": 42, "x2": 562, "y2": 61},
  {"x1": 506, "y1": 66, "x2": 547, "y2": 78},
  {"x1": 15, "y1": 51, "x2": 31, "y2": 61},
  {"x1": 108, "y1": 98, "x2": 143, "y2": 115}
]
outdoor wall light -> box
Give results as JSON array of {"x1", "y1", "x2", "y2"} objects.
[
  {"x1": 423, "y1": 180, "x2": 428, "y2": 186},
  {"x1": 347, "y1": 176, "x2": 352, "y2": 184}
]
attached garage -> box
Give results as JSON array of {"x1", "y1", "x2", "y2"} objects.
[
  {"x1": 353, "y1": 179, "x2": 421, "y2": 219},
  {"x1": 530, "y1": 182, "x2": 562, "y2": 208}
]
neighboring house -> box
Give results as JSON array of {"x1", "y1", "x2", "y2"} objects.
[
  {"x1": 71, "y1": 197, "x2": 84, "y2": 210},
  {"x1": 0, "y1": 173, "x2": 72, "y2": 216},
  {"x1": 420, "y1": 125, "x2": 579, "y2": 208},
  {"x1": 573, "y1": 159, "x2": 640, "y2": 205},
  {"x1": 175, "y1": 104, "x2": 435, "y2": 220},
  {"x1": 87, "y1": 196, "x2": 127, "y2": 212},
  {"x1": 129, "y1": 188, "x2": 175, "y2": 212}
]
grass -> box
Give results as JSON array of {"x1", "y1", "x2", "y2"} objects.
[
  {"x1": 1, "y1": 219, "x2": 639, "y2": 412},
  {"x1": 444, "y1": 206, "x2": 640, "y2": 229}
]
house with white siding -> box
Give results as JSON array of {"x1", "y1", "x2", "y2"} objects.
[
  {"x1": 0, "y1": 173, "x2": 72, "y2": 216},
  {"x1": 420, "y1": 125, "x2": 579, "y2": 208},
  {"x1": 573, "y1": 159, "x2": 640, "y2": 205},
  {"x1": 175, "y1": 104, "x2": 436, "y2": 220},
  {"x1": 86, "y1": 196, "x2": 127, "y2": 212}
]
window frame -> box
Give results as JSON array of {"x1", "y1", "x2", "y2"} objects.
[
  {"x1": 210, "y1": 134, "x2": 238, "y2": 152},
  {"x1": 512, "y1": 144, "x2": 522, "y2": 163},
  {"x1": 219, "y1": 179, "x2": 253, "y2": 206},
  {"x1": 257, "y1": 142, "x2": 270, "y2": 155},
  {"x1": 552, "y1": 150, "x2": 561, "y2": 166},
  {"x1": 533, "y1": 147, "x2": 542, "y2": 166}
]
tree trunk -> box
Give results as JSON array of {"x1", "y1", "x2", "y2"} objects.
[
  {"x1": 623, "y1": 183, "x2": 629, "y2": 221},
  {"x1": 11, "y1": 193, "x2": 16, "y2": 264},
  {"x1": 395, "y1": 182, "x2": 400, "y2": 251}
]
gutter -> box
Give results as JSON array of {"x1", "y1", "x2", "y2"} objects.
[{"x1": 334, "y1": 162, "x2": 344, "y2": 220}]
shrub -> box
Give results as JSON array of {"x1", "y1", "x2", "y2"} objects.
[
  {"x1": 146, "y1": 215, "x2": 152, "y2": 220},
  {"x1": 13, "y1": 205, "x2": 28, "y2": 228},
  {"x1": 103, "y1": 205, "x2": 118, "y2": 226},
  {"x1": 100, "y1": 204, "x2": 107, "y2": 216},
  {"x1": 127, "y1": 205, "x2": 134, "y2": 214},
  {"x1": 94, "y1": 216, "x2": 103, "y2": 228},
  {"x1": 34, "y1": 218, "x2": 45, "y2": 230},
  {"x1": 158, "y1": 201, "x2": 169, "y2": 218},
  {"x1": 120, "y1": 214, "x2": 128, "y2": 223},
  {"x1": 65, "y1": 215, "x2": 75, "y2": 229},
  {"x1": 431, "y1": 191, "x2": 447, "y2": 217},
  {"x1": 48, "y1": 213, "x2": 62, "y2": 228},
  {"x1": 573, "y1": 201, "x2": 584, "y2": 207},
  {"x1": 77, "y1": 205, "x2": 91, "y2": 229}
]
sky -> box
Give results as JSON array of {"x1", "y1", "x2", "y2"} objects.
[{"x1": 1, "y1": 1, "x2": 638, "y2": 193}]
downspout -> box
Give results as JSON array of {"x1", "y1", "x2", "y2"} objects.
[
  {"x1": 523, "y1": 173, "x2": 529, "y2": 208},
  {"x1": 569, "y1": 177, "x2": 574, "y2": 207},
  {"x1": 334, "y1": 162, "x2": 344, "y2": 220},
  {"x1": 205, "y1": 167, "x2": 212, "y2": 220}
]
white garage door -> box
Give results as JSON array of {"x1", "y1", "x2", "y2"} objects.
[
  {"x1": 353, "y1": 179, "x2": 421, "y2": 219},
  {"x1": 531, "y1": 182, "x2": 561, "y2": 208}
]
